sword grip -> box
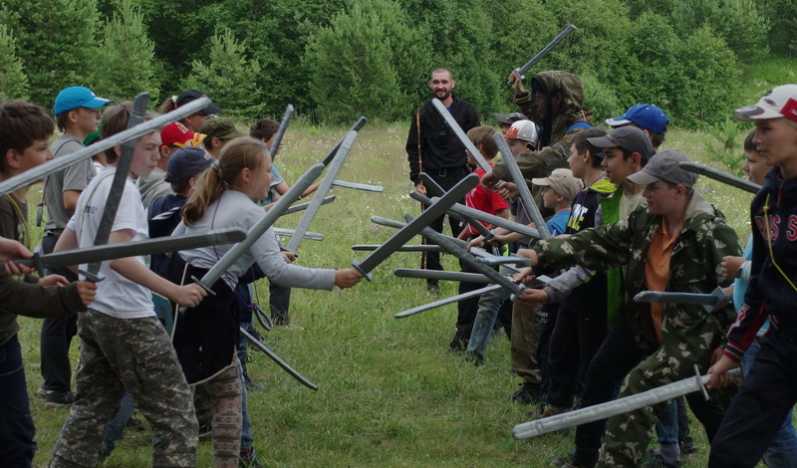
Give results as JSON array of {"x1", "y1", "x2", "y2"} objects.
[
  {"x1": 351, "y1": 261, "x2": 373, "y2": 281},
  {"x1": 190, "y1": 275, "x2": 216, "y2": 296}
]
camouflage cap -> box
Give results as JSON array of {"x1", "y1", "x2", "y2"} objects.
[
  {"x1": 627, "y1": 149, "x2": 697, "y2": 187},
  {"x1": 199, "y1": 118, "x2": 243, "y2": 142}
]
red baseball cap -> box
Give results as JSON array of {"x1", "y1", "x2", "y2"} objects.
[{"x1": 160, "y1": 122, "x2": 205, "y2": 148}]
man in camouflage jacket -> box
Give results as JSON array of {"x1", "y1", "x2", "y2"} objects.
[{"x1": 518, "y1": 150, "x2": 741, "y2": 467}]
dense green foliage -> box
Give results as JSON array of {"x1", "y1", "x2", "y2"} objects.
[
  {"x1": 0, "y1": 24, "x2": 30, "y2": 101},
  {"x1": 92, "y1": 0, "x2": 161, "y2": 103},
  {"x1": 0, "y1": 0, "x2": 789, "y2": 125}
]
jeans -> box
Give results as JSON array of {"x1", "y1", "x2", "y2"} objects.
[
  {"x1": 239, "y1": 360, "x2": 253, "y2": 451},
  {"x1": 0, "y1": 335, "x2": 35, "y2": 467},
  {"x1": 467, "y1": 267, "x2": 512, "y2": 358},
  {"x1": 710, "y1": 331, "x2": 797, "y2": 468}
]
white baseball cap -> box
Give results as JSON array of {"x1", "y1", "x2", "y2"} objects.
[
  {"x1": 506, "y1": 120, "x2": 539, "y2": 146},
  {"x1": 736, "y1": 84, "x2": 797, "y2": 123}
]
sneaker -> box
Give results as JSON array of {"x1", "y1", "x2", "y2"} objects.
[
  {"x1": 239, "y1": 447, "x2": 264, "y2": 468},
  {"x1": 643, "y1": 451, "x2": 681, "y2": 468},
  {"x1": 679, "y1": 437, "x2": 697, "y2": 456},
  {"x1": 550, "y1": 456, "x2": 592, "y2": 468},
  {"x1": 511, "y1": 382, "x2": 539, "y2": 405},
  {"x1": 427, "y1": 280, "x2": 440, "y2": 294},
  {"x1": 541, "y1": 404, "x2": 568, "y2": 418},
  {"x1": 198, "y1": 422, "x2": 212, "y2": 440},
  {"x1": 448, "y1": 332, "x2": 468, "y2": 353},
  {"x1": 464, "y1": 350, "x2": 484, "y2": 366},
  {"x1": 38, "y1": 388, "x2": 75, "y2": 406}
]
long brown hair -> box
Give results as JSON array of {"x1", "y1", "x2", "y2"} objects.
[
  {"x1": 182, "y1": 136, "x2": 268, "y2": 225},
  {"x1": 100, "y1": 102, "x2": 156, "y2": 164}
]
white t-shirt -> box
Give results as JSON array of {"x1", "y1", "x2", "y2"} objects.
[{"x1": 66, "y1": 167, "x2": 156, "y2": 319}]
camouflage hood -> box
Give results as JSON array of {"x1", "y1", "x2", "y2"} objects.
[{"x1": 531, "y1": 71, "x2": 585, "y2": 143}]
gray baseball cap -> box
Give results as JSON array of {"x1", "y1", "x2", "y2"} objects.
[
  {"x1": 587, "y1": 126, "x2": 655, "y2": 162},
  {"x1": 494, "y1": 112, "x2": 527, "y2": 125},
  {"x1": 627, "y1": 149, "x2": 698, "y2": 187}
]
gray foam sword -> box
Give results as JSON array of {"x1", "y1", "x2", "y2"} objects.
[
  {"x1": 395, "y1": 284, "x2": 502, "y2": 319},
  {"x1": 634, "y1": 287, "x2": 729, "y2": 311},
  {"x1": 287, "y1": 130, "x2": 359, "y2": 253},
  {"x1": 493, "y1": 133, "x2": 552, "y2": 239},
  {"x1": 86, "y1": 93, "x2": 149, "y2": 279},
  {"x1": 278, "y1": 195, "x2": 336, "y2": 216},
  {"x1": 679, "y1": 161, "x2": 761, "y2": 194},
  {"x1": 510, "y1": 23, "x2": 576, "y2": 83},
  {"x1": 0, "y1": 96, "x2": 212, "y2": 197},
  {"x1": 351, "y1": 174, "x2": 478, "y2": 279},
  {"x1": 239, "y1": 327, "x2": 318, "y2": 391},
  {"x1": 269, "y1": 104, "x2": 294, "y2": 161},
  {"x1": 331, "y1": 179, "x2": 384, "y2": 192},
  {"x1": 352, "y1": 244, "x2": 441, "y2": 253},
  {"x1": 394, "y1": 268, "x2": 491, "y2": 284},
  {"x1": 21, "y1": 229, "x2": 246, "y2": 274},
  {"x1": 431, "y1": 99, "x2": 492, "y2": 173},
  {"x1": 191, "y1": 162, "x2": 325, "y2": 293},
  {"x1": 513, "y1": 366, "x2": 741, "y2": 439}
]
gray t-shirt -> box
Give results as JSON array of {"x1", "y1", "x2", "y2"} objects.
[
  {"x1": 137, "y1": 168, "x2": 174, "y2": 208},
  {"x1": 44, "y1": 135, "x2": 95, "y2": 230},
  {"x1": 174, "y1": 190, "x2": 335, "y2": 290}
]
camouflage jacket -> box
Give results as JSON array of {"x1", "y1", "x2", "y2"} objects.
[
  {"x1": 495, "y1": 71, "x2": 585, "y2": 184},
  {"x1": 536, "y1": 192, "x2": 742, "y2": 349}
]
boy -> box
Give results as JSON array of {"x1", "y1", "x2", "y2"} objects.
[
  {"x1": 40, "y1": 85, "x2": 108, "y2": 406},
  {"x1": 0, "y1": 100, "x2": 96, "y2": 467},
  {"x1": 531, "y1": 168, "x2": 580, "y2": 234},
  {"x1": 519, "y1": 151, "x2": 739, "y2": 468},
  {"x1": 200, "y1": 118, "x2": 243, "y2": 158},
  {"x1": 709, "y1": 84, "x2": 797, "y2": 468},
  {"x1": 49, "y1": 103, "x2": 207, "y2": 468},
  {"x1": 139, "y1": 121, "x2": 205, "y2": 208},
  {"x1": 454, "y1": 126, "x2": 510, "y2": 358}
]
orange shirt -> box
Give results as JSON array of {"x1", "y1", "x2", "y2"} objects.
[{"x1": 645, "y1": 223, "x2": 678, "y2": 343}]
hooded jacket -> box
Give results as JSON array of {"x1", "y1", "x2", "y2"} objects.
[
  {"x1": 725, "y1": 169, "x2": 797, "y2": 361},
  {"x1": 536, "y1": 192, "x2": 741, "y2": 349},
  {"x1": 494, "y1": 71, "x2": 586, "y2": 184}
]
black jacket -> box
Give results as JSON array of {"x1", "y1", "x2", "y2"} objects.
[
  {"x1": 726, "y1": 168, "x2": 797, "y2": 361},
  {"x1": 405, "y1": 96, "x2": 479, "y2": 184}
]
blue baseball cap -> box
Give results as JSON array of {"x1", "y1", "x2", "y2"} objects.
[
  {"x1": 54, "y1": 86, "x2": 110, "y2": 116},
  {"x1": 165, "y1": 147, "x2": 214, "y2": 186},
  {"x1": 606, "y1": 103, "x2": 670, "y2": 135}
]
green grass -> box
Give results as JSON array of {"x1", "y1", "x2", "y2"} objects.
[{"x1": 16, "y1": 119, "x2": 760, "y2": 467}]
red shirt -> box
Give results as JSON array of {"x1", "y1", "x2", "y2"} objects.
[{"x1": 462, "y1": 166, "x2": 509, "y2": 238}]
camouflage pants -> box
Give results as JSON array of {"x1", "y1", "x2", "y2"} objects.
[
  {"x1": 193, "y1": 362, "x2": 242, "y2": 468},
  {"x1": 50, "y1": 310, "x2": 198, "y2": 468},
  {"x1": 596, "y1": 317, "x2": 726, "y2": 468},
  {"x1": 511, "y1": 300, "x2": 541, "y2": 385}
]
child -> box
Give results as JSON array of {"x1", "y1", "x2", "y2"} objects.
[
  {"x1": 170, "y1": 136, "x2": 362, "y2": 467},
  {"x1": 200, "y1": 118, "x2": 242, "y2": 158},
  {"x1": 49, "y1": 102, "x2": 207, "y2": 468},
  {"x1": 40, "y1": 85, "x2": 109, "y2": 406},
  {"x1": 453, "y1": 125, "x2": 510, "y2": 358},
  {"x1": 531, "y1": 168, "x2": 581, "y2": 235},
  {"x1": 138, "y1": 121, "x2": 205, "y2": 208},
  {"x1": 0, "y1": 100, "x2": 96, "y2": 467},
  {"x1": 158, "y1": 89, "x2": 220, "y2": 132}
]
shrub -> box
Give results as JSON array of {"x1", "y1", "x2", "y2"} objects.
[
  {"x1": 92, "y1": 0, "x2": 161, "y2": 102},
  {"x1": 580, "y1": 71, "x2": 623, "y2": 123},
  {"x1": 0, "y1": 24, "x2": 30, "y2": 101},
  {"x1": 1, "y1": 0, "x2": 100, "y2": 107},
  {"x1": 182, "y1": 28, "x2": 264, "y2": 119},
  {"x1": 304, "y1": 0, "x2": 430, "y2": 123}
]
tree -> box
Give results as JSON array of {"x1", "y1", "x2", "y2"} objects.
[
  {"x1": 1, "y1": 0, "x2": 100, "y2": 107},
  {"x1": 181, "y1": 28, "x2": 264, "y2": 119},
  {"x1": 0, "y1": 24, "x2": 30, "y2": 101},
  {"x1": 92, "y1": 0, "x2": 161, "y2": 102},
  {"x1": 304, "y1": 0, "x2": 411, "y2": 123}
]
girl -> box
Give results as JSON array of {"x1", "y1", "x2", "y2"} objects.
[
  {"x1": 171, "y1": 136, "x2": 361, "y2": 467},
  {"x1": 50, "y1": 103, "x2": 207, "y2": 468}
]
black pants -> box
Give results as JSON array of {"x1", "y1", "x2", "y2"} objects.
[
  {"x1": 710, "y1": 330, "x2": 797, "y2": 468},
  {"x1": 0, "y1": 335, "x2": 35, "y2": 467},
  {"x1": 547, "y1": 276, "x2": 608, "y2": 408},
  {"x1": 40, "y1": 232, "x2": 78, "y2": 394},
  {"x1": 419, "y1": 167, "x2": 467, "y2": 276},
  {"x1": 269, "y1": 282, "x2": 291, "y2": 325},
  {"x1": 572, "y1": 320, "x2": 652, "y2": 466},
  {"x1": 536, "y1": 302, "x2": 558, "y2": 396}
]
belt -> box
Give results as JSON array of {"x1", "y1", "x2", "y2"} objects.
[{"x1": 426, "y1": 166, "x2": 466, "y2": 179}]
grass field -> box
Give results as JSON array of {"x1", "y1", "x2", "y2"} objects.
[{"x1": 14, "y1": 119, "x2": 763, "y2": 468}]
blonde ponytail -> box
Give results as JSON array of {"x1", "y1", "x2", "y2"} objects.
[{"x1": 182, "y1": 136, "x2": 268, "y2": 225}]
